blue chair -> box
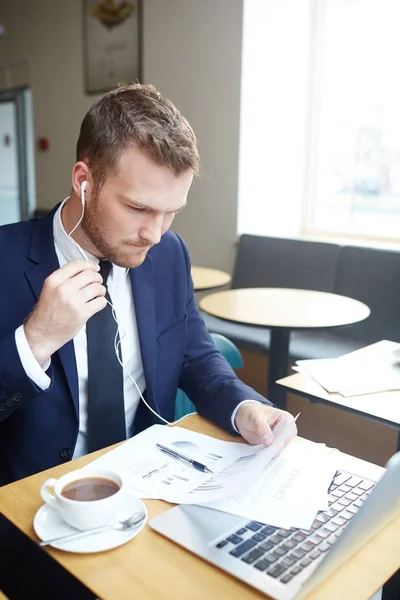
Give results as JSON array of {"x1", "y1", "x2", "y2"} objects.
[{"x1": 175, "y1": 333, "x2": 244, "y2": 420}]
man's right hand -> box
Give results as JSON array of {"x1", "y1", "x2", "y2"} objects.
[{"x1": 24, "y1": 260, "x2": 107, "y2": 366}]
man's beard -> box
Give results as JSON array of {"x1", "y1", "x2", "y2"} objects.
[{"x1": 81, "y1": 201, "x2": 152, "y2": 269}]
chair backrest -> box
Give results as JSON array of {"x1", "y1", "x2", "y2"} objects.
[
  {"x1": 233, "y1": 234, "x2": 341, "y2": 292},
  {"x1": 333, "y1": 245, "x2": 400, "y2": 342},
  {"x1": 175, "y1": 334, "x2": 243, "y2": 419},
  {"x1": 210, "y1": 333, "x2": 243, "y2": 368}
]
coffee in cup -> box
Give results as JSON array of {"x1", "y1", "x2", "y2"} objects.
[
  {"x1": 40, "y1": 468, "x2": 125, "y2": 531},
  {"x1": 61, "y1": 477, "x2": 120, "y2": 501}
]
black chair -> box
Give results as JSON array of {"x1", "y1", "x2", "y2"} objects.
[
  {"x1": 200, "y1": 234, "x2": 341, "y2": 355},
  {"x1": 232, "y1": 234, "x2": 340, "y2": 292},
  {"x1": 291, "y1": 245, "x2": 400, "y2": 360},
  {"x1": 382, "y1": 569, "x2": 400, "y2": 600}
]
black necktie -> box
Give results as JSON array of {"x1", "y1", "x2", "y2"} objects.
[{"x1": 86, "y1": 260, "x2": 126, "y2": 453}]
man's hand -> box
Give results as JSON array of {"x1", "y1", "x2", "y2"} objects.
[
  {"x1": 24, "y1": 260, "x2": 107, "y2": 365},
  {"x1": 234, "y1": 402, "x2": 297, "y2": 447}
]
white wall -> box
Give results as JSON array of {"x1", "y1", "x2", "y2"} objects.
[{"x1": 0, "y1": 0, "x2": 243, "y2": 271}]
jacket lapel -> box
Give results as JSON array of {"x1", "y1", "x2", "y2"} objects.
[
  {"x1": 24, "y1": 208, "x2": 79, "y2": 419},
  {"x1": 130, "y1": 254, "x2": 158, "y2": 412}
]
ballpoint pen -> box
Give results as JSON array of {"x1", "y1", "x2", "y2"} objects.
[{"x1": 156, "y1": 443, "x2": 214, "y2": 474}]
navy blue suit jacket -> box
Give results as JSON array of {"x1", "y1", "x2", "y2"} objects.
[{"x1": 0, "y1": 207, "x2": 268, "y2": 485}]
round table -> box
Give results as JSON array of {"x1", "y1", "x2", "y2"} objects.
[
  {"x1": 191, "y1": 266, "x2": 231, "y2": 291},
  {"x1": 199, "y1": 288, "x2": 370, "y2": 408}
]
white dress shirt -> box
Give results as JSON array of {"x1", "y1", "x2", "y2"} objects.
[{"x1": 15, "y1": 199, "x2": 258, "y2": 459}]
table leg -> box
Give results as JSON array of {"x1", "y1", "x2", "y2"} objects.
[{"x1": 267, "y1": 329, "x2": 290, "y2": 409}]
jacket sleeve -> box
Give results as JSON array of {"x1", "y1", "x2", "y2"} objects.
[
  {"x1": 0, "y1": 330, "x2": 54, "y2": 422},
  {"x1": 176, "y1": 236, "x2": 272, "y2": 434}
]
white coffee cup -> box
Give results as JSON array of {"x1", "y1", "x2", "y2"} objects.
[{"x1": 40, "y1": 468, "x2": 125, "y2": 531}]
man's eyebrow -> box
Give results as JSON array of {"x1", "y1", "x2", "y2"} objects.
[{"x1": 124, "y1": 197, "x2": 187, "y2": 214}]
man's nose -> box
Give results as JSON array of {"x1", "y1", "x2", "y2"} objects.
[{"x1": 140, "y1": 214, "x2": 163, "y2": 245}]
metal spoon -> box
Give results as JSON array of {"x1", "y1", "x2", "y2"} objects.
[{"x1": 39, "y1": 510, "x2": 146, "y2": 546}]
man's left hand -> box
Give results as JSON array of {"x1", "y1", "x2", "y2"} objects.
[{"x1": 235, "y1": 402, "x2": 297, "y2": 447}]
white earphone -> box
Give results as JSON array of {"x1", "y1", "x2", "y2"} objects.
[
  {"x1": 81, "y1": 180, "x2": 87, "y2": 205},
  {"x1": 69, "y1": 182, "x2": 88, "y2": 261}
]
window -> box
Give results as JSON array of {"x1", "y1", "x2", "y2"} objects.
[{"x1": 239, "y1": 0, "x2": 400, "y2": 242}]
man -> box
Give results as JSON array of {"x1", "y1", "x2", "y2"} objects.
[{"x1": 0, "y1": 83, "x2": 296, "y2": 485}]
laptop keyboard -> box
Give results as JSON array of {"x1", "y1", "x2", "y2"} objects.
[{"x1": 214, "y1": 470, "x2": 375, "y2": 585}]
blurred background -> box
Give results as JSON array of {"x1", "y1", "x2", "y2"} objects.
[{"x1": 2, "y1": 0, "x2": 400, "y2": 271}]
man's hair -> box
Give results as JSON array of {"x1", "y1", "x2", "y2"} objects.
[{"x1": 76, "y1": 83, "x2": 200, "y2": 193}]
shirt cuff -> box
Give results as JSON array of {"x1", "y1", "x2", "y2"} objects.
[
  {"x1": 231, "y1": 399, "x2": 262, "y2": 433},
  {"x1": 15, "y1": 325, "x2": 51, "y2": 391}
]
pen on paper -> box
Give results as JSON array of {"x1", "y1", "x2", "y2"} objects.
[{"x1": 156, "y1": 443, "x2": 214, "y2": 474}]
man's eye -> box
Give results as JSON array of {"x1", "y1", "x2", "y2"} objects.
[{"x1": 129, "y1": 205, "x2": 146, "y2": 212}]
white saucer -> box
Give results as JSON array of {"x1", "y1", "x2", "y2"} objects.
[{"x1": 33, "y1": 490, "x2": 147, "y2": 553}]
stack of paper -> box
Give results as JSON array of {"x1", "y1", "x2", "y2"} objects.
[
  {"x1": 88, "y1": 420, "x2": 338, "y2": 530},
  {"x1": 293, "y1": 340, "x2": 400, "y2": 397}
]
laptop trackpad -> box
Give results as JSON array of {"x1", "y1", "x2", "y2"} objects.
[{"x1": 152, "y1": 505, "x2": 244, "y2": 546}]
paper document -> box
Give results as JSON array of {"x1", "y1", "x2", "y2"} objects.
[
  {"x1": 202, "y1": 442, "x2": 337, "y2": 529},
  {"x1": 294, "y1": 340, "x2": 400, "y2": 396},
  {"x1": 88, "y1": 417, "x2": 338, "y2": 529},
  {"x1": 88, "y1": 417, "x2": 294, "y2": 504}
]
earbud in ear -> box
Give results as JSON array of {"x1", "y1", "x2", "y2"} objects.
[{"x1": 80, "y1": 181, "x2": 87, "y2": 206}]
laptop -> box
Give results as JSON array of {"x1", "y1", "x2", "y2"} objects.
[{"x1": 149, "y1": 447, "x2": 400, "y2": 600}]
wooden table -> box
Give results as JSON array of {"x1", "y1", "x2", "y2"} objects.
[
  {"x1": 191, "y1": 266, "x2": 231, "y2": 291},
  {"x1": 277, "y1": 372, "x2": 400, "y2": 451},
  {"x1": 1, "y1": 414, "x2": 399, "y2": 600},
  {"x1": 199, "y1": 288, "x2": 370, "y2": 409}
]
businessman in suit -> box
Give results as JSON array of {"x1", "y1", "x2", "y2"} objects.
[{"x1": 0, "y1": 84, "x2": 296, "y2": 485}]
